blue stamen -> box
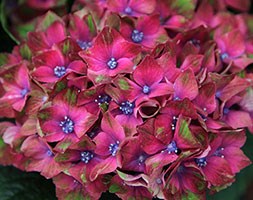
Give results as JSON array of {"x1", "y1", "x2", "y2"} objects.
[
  {"x1": 59, "y1": 116, "x2": 74, "y2": 134},
  {"x1": 109, "y1": 141, "x2": 120, "y2": 156},
  {"x1": 221, "y1": 53, "x2": 229, "y2": 61},
  {"x1": 54, "y1": 66, "x2": 66, "y2": 78},
  {"x1": 107, "y1": 57, "x2": 118, "y2": 69},
  {"x1": 124, "y1": 6, "x2": 132, "y2": 14},
  {"x1": 166, "y1": 141, "x2": 179, "y2": 154},
  {"x1": 119, "y1": 101, "x2": 135, "y2": 115},
  {"x1": 46, "y1": 149, "x2": 53, "y2": 157},
  {"x1": 142, "y1": 85, "x2": 150, "y2": 94},
  {"x1": 195, "y1": 157, "x2": 207, "y2": 167},
  {"x1": 94, "y1": 94, "x2": 111, "y2": 106},
  {"x1": 131, "y1": 30, "x2": 144, "y2": 43},
  {"x1": 20, "y1": 88, "x2": 29, "y2": 97},
  {"x1": 214, "y1": 147, "x2": 225, "y2": 158},
  {"x1": 80, "y1": 151, "x2": 94, "y2": 163},
  {"x1": 77, "y1": 40, "x2": 92, "y2": 50}
]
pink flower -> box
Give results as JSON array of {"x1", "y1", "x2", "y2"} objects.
[
  {"x1": 54, "y1": 136, "x2": 103, "y2": 182},
  {"x1": 68, "y1": 14, "x2": 97, "y2": 50},
  {"x1": 32, "y1": 48, "x2": 86, "y2": 83},
  {"x1": 79, "y1": 27, "x2": 141, "y2": 80},
  {"x1": 21, "y1": 135, "x2": 68, "y2": 178},
  {"x1": 119, "y1": 137, "x2": 148, "y2": 173},
  {"x1": 53, "y1": 173, "x2": 106, "y2": 200},
  {"x1": 131, "y1": 56, "x2": 173, "y2": 105},
  {"x1": 0, "y1": 62, "x2": 30, "y2": 112},
  {"x1": 90, "y1": 112, "x2": 125, "y2": 180},
  {"x1": 107, "y1": 0, "x2": 156, "y2": 17},
  {"x1": 38, "y1": 89, "x2": 97, "y2": 152},
  {"x1": 193, "y1": 130, "x2": 251, "y2": 188},
  {"x1": 27, "y1": 21, "x2": 66, "y2": 52},
  {"x1": 120, "y1": 14, "x2": 168, "y2": 49}
]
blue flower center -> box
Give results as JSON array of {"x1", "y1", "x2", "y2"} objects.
[
  {"x1": 131, "y1": 30, "x2": 144, "y2": 43},
  {"x1": 138, "y1": 154, "x2": 146, "y2": 165},
  {"x1": 119, "y1": 101, "x2": 135, "y2": 115},
  {"x1": 214, "y1": 147, "x2": 225, "y2": 158},
  {"x1": 142, "y1": 85, "x2": 150, "y2": 94},
  {"x1": 124, "y1": 6, "x2": 132, "y2": 14},
  {"x1": 20, "y1": 88, "x2": 29, "y2": 98},
  {"x1": 80, "y1": 151, "x2": 94, "y2": 163},
  {"x1": 189, "y1": 39, "x2": 200, "y2": 47},
  {"x1": 221, "y1": 53, "x2": 229, "y2": 60},
  {"x1": 195, "y1": 157, "x2": 207, "y2": 167},
  {"x1": 46, "y1": 149, "x2": 53, "y2": 157},
  {"x1": 107, "y1": 57, "x2": 118, "y2": 69},
  {"x1": 77, "y1": 40, "x2": 92, "y2": 50},
  {"x1": 109, "y1": 141, "x2": 120, "y2": 156},
  {"x1": 59, "y1": 116, "x2": 74, "y2": 134},
  {"x1": 223, "y1": 107, "x2": 229, "y2": 114},
  {"x1": 166, "y1": 141, "x2": 179, "y2": 154},
  {"x1": 156, "y1": 178, "x2": 162, "y2": 185},
  {"x1": 95, "y1": 94, "x2": 111, "y2": 106},
  {"x1": 54, "y1": 66, "x2": 66, "y2": 78}
]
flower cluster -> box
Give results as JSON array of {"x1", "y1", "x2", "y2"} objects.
[{"x1": 0, "y1": 0, "x2": 253, "y2": 199}]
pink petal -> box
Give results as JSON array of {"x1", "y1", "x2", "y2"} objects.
[
  {"x1": 174, "y1": 68, "x2": 198, "y2": 100},
  {"x1": 101, "y1": 112, "x2": 125, "y2": 141},
  {"x1": 130, "y1": 0, "x2": 156, "y2": 14},
  {"x1": 180, "y1": 54, "x2": 203, "y2": 73},
  {"x1": 107, "y1": 58, "x2": 134, "y2": 76},
  {"x1": 149, "y1": 82, "x2": 174, "y2": 98},
  {"x1": 193, "y1": 82, "x2": 216, "y2": 114},
  {"x1": 32, "y1": 66, "x2": 58, "y2": 83},
  {"x1": 218, "y1": 76, "x2": 250, "y2": 102},
  {"x1": 16, "y1": 63, "x2": 30, "y2": 89},
  {"x1": 203, "y1": 156, "x2": 234, "y2": 186},
  {"x1": 138, "y1": 119, "x2": 166, "y2": 154},
  {"x1": 27, "y1": 32, "x2": 50, "y2": 51},
  {"x1": 133, "y1": 56, "x2": 163, "y2": 86},
  {"x1": 112, "y1": 41, "x2": 141, "y2": 59},
  {"x1": 223, "y1": 147, "x2": 251, "y2": 174},
  {"x1": 216, "y1": 30, "x2": 245, "y2": 58},
  {"x1": 68, "y1": 60, "x2": 86, "y2": 74},
  {"x1": 33, "y1": 50, "x2": 64, "y2": 68},
  {"x1": 146, "y1": 152, "x2": 178, "y2": 174},
  {"x1": 90, "y1": 157, "x2": 117, "y2": 181},
  {"x1": 46, "y1": 21, "x2": 66, "y2": 46},
  {"x1": 224, "y1": 110, "x2": 252, "y2": 129},
  {"x1": 94, "y1": 131, "x2": 115, "y2": 156}
]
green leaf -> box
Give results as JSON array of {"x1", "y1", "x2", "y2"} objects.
[
  {"x1": 19, "y1": 44, "x2": 32, "y2": 60},
  {"x1": 16, "y1": 22, "x2": 35, "y2": 40},
  {"x1": 182, "y1": 191, "x2": 200, "y2": 200},
  {"x1": 36, "y1": 11, "x2": 63, "y2": 32},
  {"x1": 86, "y1": 14, "x2": 96, "y2": 35},
  {"x1": 0, "y1": 54, "x2": 8, "y2": 66},
  {"x1": 0, "y1": 0, "x2": 20, "y2": 44},
  {"x1": 109, "y1": 184, "x2": 121, "y2": 193},
  {"x1": 171, "y1": 0, "x2": 195, "y2": 17},
  {"x1": 117, "y1": 78, "x2": 130, "y2": 90},
  {"x1": 0, "y1": 165, "x2": 56, "y2": 200}
]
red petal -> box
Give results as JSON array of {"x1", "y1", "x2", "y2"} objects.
[
  {"x1": 101, "y1": 112, "x2": 125, "y2": 141},
  {"x1": 174, "y1": 68, "x2": 198, "y2": 100},
  {"x1": 133, "y1": 56, "x2": 163, "y2": 86}
]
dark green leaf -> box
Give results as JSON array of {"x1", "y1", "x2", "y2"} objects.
[{"x1": 0, "y1": 165, "x2": 56, "y2": 200}]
